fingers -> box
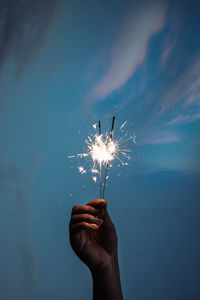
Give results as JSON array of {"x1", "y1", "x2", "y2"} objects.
[
  {"x1": 70, "y1": 201, "x2": 106, "y2": 233},
  {"x1": 71, "y1": 213, "x2": 103, "y2": 226},
  {"x1": 70, "y1": 221, "x2": 99, "y2": 232},
  {"x1": 87, "y1": 199, "x2": 107, "y2": 209},
  {"x1": 87, "y1": 199, "x2": 114, "y2": 229},
  {"x1": 71, "y1": 205, "x2": 103, "y2": 217}
]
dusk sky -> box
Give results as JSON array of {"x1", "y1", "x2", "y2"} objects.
[{"x1": 0, "y1": 0, "x2": 200, "y2": 299}]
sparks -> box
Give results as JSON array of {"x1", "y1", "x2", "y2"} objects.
[
  {"x1": 92, "y1": 123, "x2": 97, "y2": 129},
  {"x1": 120, "y1": 121, "x2": 127, "y2": 130},
  {"x1": 91, "y1": 168, "x2": 99, "y2": 174},
  {"x1": 78, "y1": 166, "x2": 86, "y2": 174},
  {"x1": 87, "y1": 134, "x2": 118, "y2": 165},
  {"x1": 92, "y1": 176, "x2": 97, "y2": 182},
  {"x1": 77, "y1": 153, "x2": 88, "y2": 158},
  {"x1": 67, "y1": 117, "x2": 136, "y2": 199}
]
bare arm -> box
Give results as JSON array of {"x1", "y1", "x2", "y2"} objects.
[
  {"x1": 69, "y1": 199, "x2": 123, "y2": 300},
  {"x1": 91, "y1": 255, "x2": 123, "y2": 300}
]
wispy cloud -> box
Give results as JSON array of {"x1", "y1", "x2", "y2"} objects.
[
  {"x1": 88, "y1": 0, "x2": 167, "y2": 102},
  {"x1": 138, "y1": 129, "x2": 181, "y2": 145},
  {"x1": 106, "y1": 1, "x2": 200, "y2": 132},
  {"x1": 160, "y1": 59, "x2": 200, "y2": 113},
  {"x1": 165, "y1": 113, "x2": 200, "y2": 126},
  {"x1": 0, "y1": 0, "x2": 64, "y2": 78},
  {"x1": 158, "y1": 58, "x2": 200, "y2": 127}
]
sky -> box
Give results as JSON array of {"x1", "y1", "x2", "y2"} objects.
[{"x1": 0, "y1": 0, "x2": 199, "y2": 299}]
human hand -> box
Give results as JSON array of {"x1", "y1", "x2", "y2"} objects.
[{"x1": 69, "y1": 199, "x2": 118, "y2": 272}]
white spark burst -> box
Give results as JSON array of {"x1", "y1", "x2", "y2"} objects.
[
  {"x1": 92, "y1": 176, "x2": 97, "y2": 182},
  {"x1": 87, "y1": 134, "x2": 118, "y2": 165},
  {"x1": 91, "y1": 168, "x2": 99, "y2": 174},
  {"x1": 92, "y1": 123, "x2": 97, "y2": 129},
  {"x1": 67, "y1": 118, "x2": 136, "y2": 198},
  {"x1": 78, "y1": 166, "x2": 86, "y2": 174},
  {"x1": 120, "y1": 121, "x2": 127, "y2": 130}
]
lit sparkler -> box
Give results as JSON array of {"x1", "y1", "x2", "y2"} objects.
[{"x1": 68, "y1": 117, "x2": 136, "y2": 199}]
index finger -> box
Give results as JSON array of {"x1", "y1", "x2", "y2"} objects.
[
  {"x1": 71, "y1": 204, "x2": 103, "y2": 217},
  {"x1": 86, "y1": 199, "x2": 107, "y2": 209}
]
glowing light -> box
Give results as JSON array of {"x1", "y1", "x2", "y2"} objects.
[
  {"x1": 92, "y1": 176, "x2": 97, "y2": 182},
  {"x1": 77, "y1": 153, "x2": 88, "y2": 158},
  {"x1": 78, "y1": 166, "x2": 86, "y2": 174},
  {"x1": 120, "y1": 121, "x2": 127, "y2": 130},
  {"x1": 87, "y1": 134, "x2": 118, "y2": 165},
  {"x1": 67, "y1": 119, "x2": 136, "y2": 198},
  {"x1": 92, "y1": 123, "x2": 97, "y2": 129},
  {"x1": 91, "y1": 168, "x2": 99, "y2": 174}
]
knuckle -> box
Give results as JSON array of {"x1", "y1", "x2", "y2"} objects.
[
  {"x1": 72, "y1": 205, "x2": 79, "y2": 212},
  {"x1": 71, "y1": 214, "x2": 77, "y2": 221}
]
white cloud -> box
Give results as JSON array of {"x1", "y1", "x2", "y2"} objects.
[{"x1": 89, "y1": 0, "x2": 167, "y2": 102}]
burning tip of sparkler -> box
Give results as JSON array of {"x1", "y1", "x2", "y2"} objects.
[{"x1": 87, "y1": 134, "x2": 118, "y2": 165}]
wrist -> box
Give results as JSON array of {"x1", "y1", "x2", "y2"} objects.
[
  {"x1": 90, "y1": 254, "x2": 119, "y2": 278},
  {"x1": 91, "y1": 254, "x2": 123, "y2": 300}
]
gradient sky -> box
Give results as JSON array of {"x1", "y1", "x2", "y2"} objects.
[{"x1": 0, "y1": 0, "x2": 200, "y2": 299}]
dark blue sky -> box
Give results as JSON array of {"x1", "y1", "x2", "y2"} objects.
[{"x1": 0, "y1": 0, "x2": 199, "y2": 299}]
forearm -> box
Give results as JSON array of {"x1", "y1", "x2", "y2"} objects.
[{"x1": 91, "y1": 256, "x2": 123, "y2": 300}]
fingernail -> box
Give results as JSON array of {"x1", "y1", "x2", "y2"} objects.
[
  {"x1": 91, "y1": 224, "x2": 97, "y2": 229},
  {"x1": 99, "y1": 219, "x2": 103, "y2": 225}
]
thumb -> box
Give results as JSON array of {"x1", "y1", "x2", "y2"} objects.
[
  {"x1": 86, "y1": 199, "x2": 113, "y2": 227},
  {"x1": 86, "y1": 199, "x2": 107, "y2": 210},
  {"x1": 102, "y1": 206, "x2": 114, "y2": 228}
]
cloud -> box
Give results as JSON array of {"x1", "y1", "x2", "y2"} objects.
[
  {"x1": 89, "y1": 0, "x2": 167, "y2": 102},
  {"x1": 0, "y1": 0, "x2": 64, "y2": 78},
  {"x1": 138, "y1": 129, "x2": 181, "y2": 145},
  {"x1": 165, "y1": 113, "x2": 200, "y2": 126},
  {"x1": 159, "y1": 59, "x2": 200, "y2": 114},
  {"x1": 104, "y1": 0, "x2": 200, "y2": 132},
  {"x1": 157, "y1": 58, "x2": 200, "y2": 127}
]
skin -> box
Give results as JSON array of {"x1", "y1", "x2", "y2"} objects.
[{"x1": 69, "y1": 199, "x2": 123, "y2": 300}]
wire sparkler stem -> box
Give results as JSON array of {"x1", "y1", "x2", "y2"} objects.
[
  {"x1": 102, "y1": 116, "x2": 115, "y2": 199},
  {"x1": 98, "y1": 120, "x2": 102, "y2": 198}
]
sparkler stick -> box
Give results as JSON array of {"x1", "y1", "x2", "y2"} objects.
[
  {"x1": 98, "y1": 120, "x2": 102, "y2": 198},
  {"x1": 102, "y1": 117, "x2": 115, "y2": 199}
]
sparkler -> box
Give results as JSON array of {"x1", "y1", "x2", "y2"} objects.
[
  {"x1": 102, "y1": 117, "x2": 115, "y2": 199},
  {"x1": 98, "y1": 120, "x2": 102, "y2": 198},
  {"x1": 68, "y1": 117, "x2": 136, "y2": 199},
  {"x1": 87, "y1": 117, "x2": 117, "y2": 198}
]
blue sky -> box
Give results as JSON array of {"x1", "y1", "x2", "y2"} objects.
[{"x1": 0, "y1": 0, "x2": 199, "y2": 299}]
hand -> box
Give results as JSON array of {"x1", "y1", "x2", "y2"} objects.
[{"x1": 69, "y1": 199, "x2": 118, "y2": 272}]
